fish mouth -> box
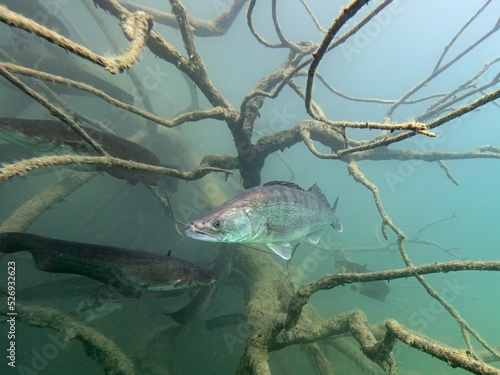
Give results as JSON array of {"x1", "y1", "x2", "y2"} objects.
[{"x1": 184, "y1": 226, "x2": 221, "y2": 242}]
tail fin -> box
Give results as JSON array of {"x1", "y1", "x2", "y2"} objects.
[{"x1": 330, "y1": 197, "x2": 343, "y2": 232}]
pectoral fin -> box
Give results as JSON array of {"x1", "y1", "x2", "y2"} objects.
[
  {"x1": 331, "y1": 217, "x2": 343, "y2": 232},
  {"x1": 266, "y1": 242, "x2": 293, "y2": 260},
  {"x1": 306, "y1": 229, "x2": 324, "y2": 244}
]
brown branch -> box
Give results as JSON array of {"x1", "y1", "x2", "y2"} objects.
[
  {"x1": 277, "y1": 310, "x2": 394, "y2": 372},
  {"x1": 169, "y1": 0, "x2": 201, "y2": 65},
  {"x1": 255, "y1": 120, "x2": 344, "y2": 163},
  {"x1": 433, "y1": 0, "x2": 494, "y2": 72},
  {"x1": 284, "y1": 260, "x2": 500, "y2": 331},
  {"x1": 82, "y1": 0, "x2": 158, "y2": 136},
  {"x1": 325, "y1": 0, "x2": 394, "y2": 54},
  {"x1": 246, "y1": 0, "x2": 283, "y2": 48},
  {"x1": 120, "y1": 0, "x2": 247, "y2": 37},
  {"x1": 384, "y1": 320, "x2": 500, "y2": 375},
  {"x1": 94, "y1": 0, "x2": 233, "y2": 111},
  {"x1": 303, "y1": 343, "x2": 335, "y2": 375},
  {"x1": 337, "y1": 88, "x2": 500, "y2": 157},
  {"x1": 271, "y1": 0, "x2": 301, "y2": 51},
  {"x1": 354, "y1": 145, "x2": 500, "y2": 162},
  {"x1": 298, "y1": 0, "x2": 326, "y2": 33},
  {"x1": 0, "y1": 155, "x2": 232, "y2": 183},
  {"x1": 347, "y1": 160, "x2": 500, "y2": 358},
  {"x1": 424, "y1": 88, "x2": 500, "y2": 131},
  {"x1": 384, "y1": 15, "x2": 500, "y2": 122},
  {"x1": 438, "y1": 160, "x2": 460, "y2": 185},
  {"x1": 326, "y1": 337, "x2": 384, "y2": 374},
  {"x1": 348, "y1": 160, "x2": 404, "y2": 237},
  {"x1": 0, "y1": 300, "x2": 134, "y2": 375},
  {"x1": 314, "y1": 71, "x2": 447, "y2": 105},
  {"x1": 0, "y1": 5, "x2": 152, "y2": 74},
  {"x1": 418, "y1": 64, "x2": 500, "y2": 122},
  {"x1": 4, "y1": 62, "x2": 233, "y2": 127},
  {"x1": 305, "y1": 0, "x2": 369, "y2": 116}
]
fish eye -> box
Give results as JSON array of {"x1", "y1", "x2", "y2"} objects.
[{"x1": 212, "y1": 219, "x2": 222, "y2": 228}]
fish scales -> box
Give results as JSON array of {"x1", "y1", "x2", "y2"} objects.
[
  {"x1": 185, "y1": 181, "x2": 343, "y2": 260},
  {"x1": 259, "y1": 188, "x2": 329, "y2": 228}
]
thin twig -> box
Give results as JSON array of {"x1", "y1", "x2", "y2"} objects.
[{"x1": 433, "y1": 0, "x2": 493, "y2": 71}]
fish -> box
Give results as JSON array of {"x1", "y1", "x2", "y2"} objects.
[
  {"x1": 204, "y1": 313, "x2": 247, "y2": 331},
  {"x1": 161, "y1": 245, "x2": 238, "y2": 324},
  {"x1": 17, "y1": 276, "x2": 103, "y2": 301},
  {"x1": 335, "y1": 260, "x2": 391, "y2": 302},
  {"x1": 73, "y1": 294, "x2": 122, "y2": 323},
  {"x1": 0, "y1": 117, "x2": 178, "y2": 189},
  {"x1": 184, "y1": 181, "x2": 343, "y2": 260},
  {"x1": 0, "y1": 232, "x2": 216, "y2": 298}
]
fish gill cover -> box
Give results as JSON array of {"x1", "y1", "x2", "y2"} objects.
[{"x1": 0, "y1": 1, "x2": 499, "y2": 375}]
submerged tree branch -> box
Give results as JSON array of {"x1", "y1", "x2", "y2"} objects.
[
  {"x1": 284, "y1": 260, "x2": 500, "y2": 330},
  {"x1": 0, "y1": 65, "x2": 108, "y2": 156},
  {"x1": 0, "y1": 2, "x2": 499, "y2": 375},
  {"x1": 0, "y1": 299, "x2": 134, "y2": 375},
  {"x1": 384, "y1": 320, "x2": 500, "y2": 375},
  {"x1": 120, "y1": 0, "x2": 247, "y2": 37},
  {"x1": 0, "y1": 5, "x2": 152, "y2": 74},
  {"x1": 0, "y1": 155, "x2": 231, "y2": 183},
  {"x1": 0, "y1": 63, "x2": 232, "y2": 128},
  {"x1": 305, "y1": 0, "x2": 368, "y2": 116}
]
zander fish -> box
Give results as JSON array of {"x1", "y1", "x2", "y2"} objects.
[
  {"x1": 185, "y1": 181, "x2": 343, "y2": 260},
  {"x1": 0, "y1": 232, "x2": 216, "y2": 298}
]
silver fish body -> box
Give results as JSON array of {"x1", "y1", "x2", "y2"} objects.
[
  {"x1": 185, "y1": 181, "x2": 343, "y2": 260},
  {"x1": 75, "y1": 296, "x2": 122, "y2": 323}
]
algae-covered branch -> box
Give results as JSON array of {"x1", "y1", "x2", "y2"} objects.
[{"x1": 0, "y1": 1, "x2": 499, "y2": 374}]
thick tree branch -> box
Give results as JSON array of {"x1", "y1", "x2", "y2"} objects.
[{"x1": 0, "y1": 5, "x2": 152, "y2": 74}]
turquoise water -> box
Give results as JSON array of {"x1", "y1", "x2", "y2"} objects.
[{"x1": 1, "y1": 1, "x2": 499, "y2": 374}]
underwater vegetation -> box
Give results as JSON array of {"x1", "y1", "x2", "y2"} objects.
[{"x1": 0, "y1": 1, "x2": 499, "y2": 374}]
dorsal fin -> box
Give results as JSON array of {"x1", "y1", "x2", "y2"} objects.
[
  {"x1": 307, "y1": 183, "x2": 331, "y2": 207},
  {"x1": 263, "y1": 181, "x2": 303, "y2": 190}
]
